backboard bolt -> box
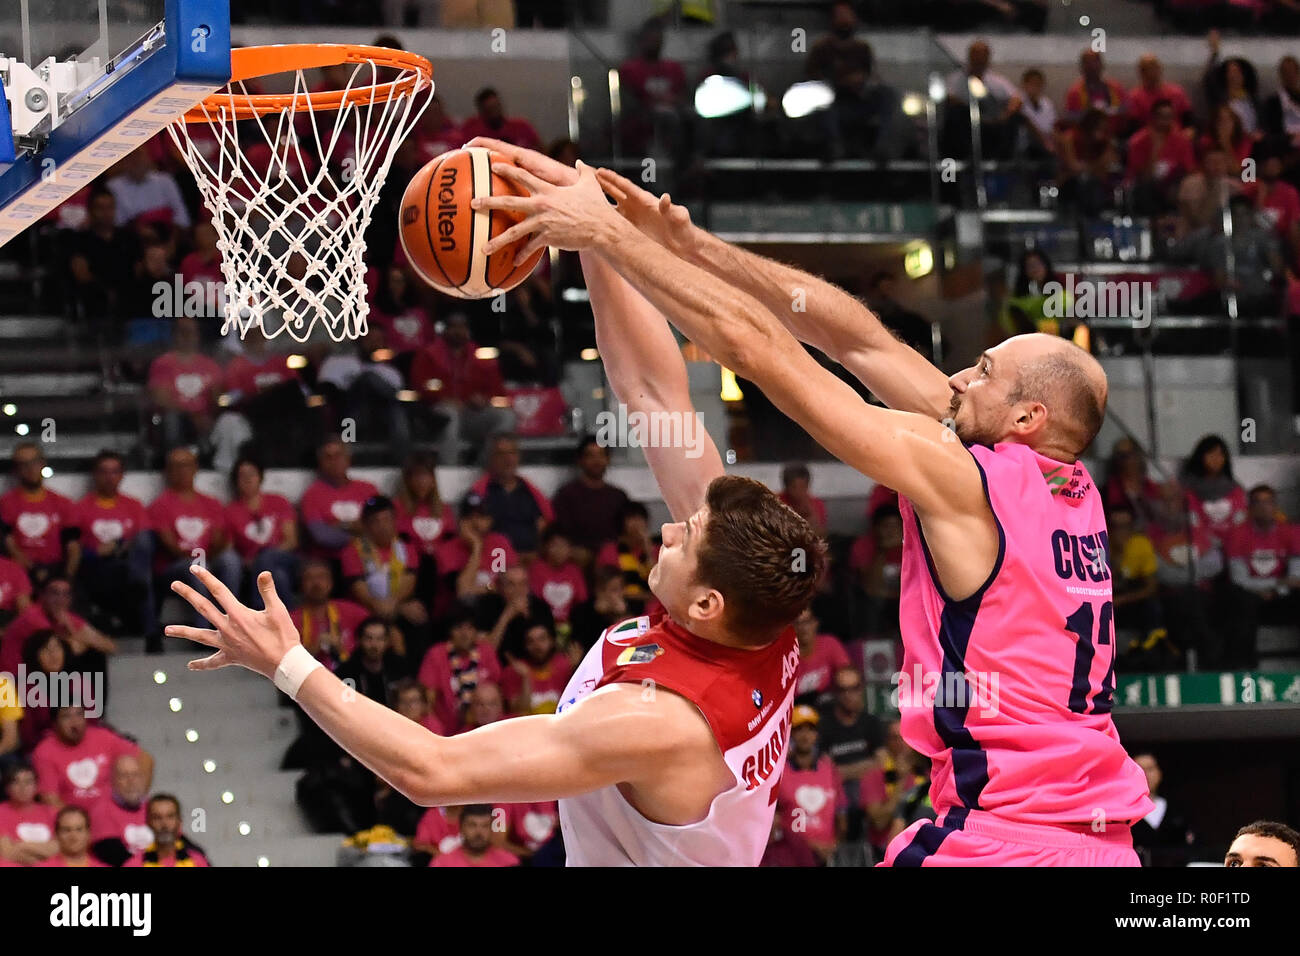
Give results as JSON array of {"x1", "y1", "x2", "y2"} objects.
[{"x1": 25, "y1": 89, "x2": 48, "y2": 112}]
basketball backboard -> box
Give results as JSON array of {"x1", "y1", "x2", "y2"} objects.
[{"x1": 0, "y1": 0, "x2": 230, "y2": 245}]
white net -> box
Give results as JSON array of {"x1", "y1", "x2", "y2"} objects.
[{"x1": 168, "y1": 55, "x2": 433, "y2": 343}]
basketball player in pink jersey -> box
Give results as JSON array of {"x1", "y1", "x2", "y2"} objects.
[
  {"x1": 470, "y1": 143, "x2": 1153, "y2": 866},
  {"x1": 165, "y1": 148, "x2": 824, "y2": 865}
]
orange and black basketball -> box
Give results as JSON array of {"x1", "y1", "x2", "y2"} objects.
[{"x1": 398, "y1": 146, "x2": 544, "y2": 299}]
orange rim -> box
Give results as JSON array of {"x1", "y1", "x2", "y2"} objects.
[{"x1": 182, "y1": 43, "x2": 433, "y2": 122}]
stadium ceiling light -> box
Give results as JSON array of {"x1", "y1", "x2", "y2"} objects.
[
  {"x1": 185, "y1": 729, "x2": 199, "y2": 742},
  {"x1": 580, "y1": 348, "x2": 599, "y2": 361},
  {"x1": 967, "y1": 76, "x2": 988, "y2": 100},
  {"x1": 901, "y1": 93, "x2": 925, "y2": 117},
  {"x1": 239, "y1": 822, "x2": 251, "y2": 836},
  {"x1": 1, "y1": 404, "x2": 15, "y2": 415},
  {"x1": 257, "y1": 856, "x2": 270, "y2": 867},
  {"x1": 904, "y1": 242, "x2": 934, "y2": 279},
  {"x1": 286, "y1": 354, "x2": 307, "y2": 369},
  {"x1": 221, "y1": 791, "x2": 234, "y2": 804},
  {"x1": 15, "y1": 423, "x2": 29, "y2": 436},
  {"x1": 475, "y1": 347, "x2": 498, "y2": 360},
  {"x1": 41, "y1": 466, "x2": 52, "y2": 479},
  {"x1": 153, "y1": 671, "x2": 167, "y2": 685},
  {"x1": 168, "y1": 697, "x2": 182, "y2": 712},
  {"x1": 781, "y1": 80, "x2": 833, "y2": 119},
  {"x1": 928, "y1": 72, "x2": 946, "y2": 103},
  {"x1": 203, "y1": 760, "x2": 217, "y2": 773},
  {"x1": 694, "y1": 75, "x2": 765, "y2": 119}
]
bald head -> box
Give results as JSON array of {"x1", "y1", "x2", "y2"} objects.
[{"x1": 1005, "y1": 334, "x2": 1108, "y2": 456}]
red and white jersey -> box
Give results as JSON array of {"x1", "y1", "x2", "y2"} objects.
[{"x1": 557, "y1": 610, "x2": 799, "y2": 867}]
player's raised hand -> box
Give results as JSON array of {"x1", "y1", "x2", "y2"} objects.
[
  {"x1": 594, "y1": 168, "x2": 698, "y2": 259},
  {"x1": 165, "y1": 567, "x2": 301, "y2": 679},
  {"x1": 475, "y1": 160, "x2": 623, "y2": 263},
  {"x1": 463, "y1": 136, "x2": 579, "y2": 187}
]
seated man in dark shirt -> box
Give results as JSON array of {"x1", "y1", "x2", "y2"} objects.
[
  {"x1": 60, "y1": 188, "x2": 140, "y2": 326},
  {"x1": 468, "y1": 434, "x2": 553, "y2": 560},
  {"x1": 816, "y1": 665, "x2": 885, "y2": 796},
  {"x1": 551, "y1": 436, "x2": 631, "y2": 567},
  {"x1": 474, "y1": 566, "x2": 555, "y2": 662},
  {"x1": 334, "y1": 616, "x2": 410, "y2": 705}
]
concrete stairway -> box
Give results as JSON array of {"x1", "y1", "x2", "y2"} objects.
[{"x1": 107, "y1": 645, "x2": 344, "y2": 867}]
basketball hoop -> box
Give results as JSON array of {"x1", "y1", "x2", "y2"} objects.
[{"x1": 167, "y1": 44, "x2": 434, "y2": 343}]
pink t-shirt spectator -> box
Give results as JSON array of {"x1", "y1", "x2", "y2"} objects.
[
  {"x1": 223, "y1": 353, "x2": 296, "y2": 402},
  {"x1": 865, "y1": 484, "x2": 899, "y2": 521},
  {"x1": 74, "y1": 493, "x2": 149, "y2": 557},
  {"x1": 794, "y1": 635, "x2": 852, "y2": 699},
  {"x1": 619, "y1": 58, "x2": 686, "y2": 110},
  {"x1": 1243, "y1": 180, "x2": 1300, "y2": 238},
  {"x1": 1127, "y1": 82, "x2": 1192, "y2": 127},
  {"x1": 435, "y1": 533, "x2": 517, "y2": 586},
  {"x1": 371, "y1": 305, "x2": 433, "y2": 355},
  {"x1": 0, "y1": 603, "x2": 89, "y2": 678},
  {"x1": 394, "y1": 500, "x2": 456, "y2": 558},
  {"x1": 88, "y1": 796, "x2": 153, "y2": 855},
  {"x1": 431, "y1": 845, "x2": 519, "y2": 867},
  {"x1": 1227, "y1": 521, "x2": 1293, "y2": 584},
  {"x1": 298, "y1": 478, "x2": 380, "y2": 559},
  {"x1": 0, "y1": 555, "x2": 32, "y2": 612},
  {"x1": 147, "y1": 489, "x2": 228, "y2": 572},
  {"x1": 1125, "y1": 126, "x2": 1196, "y2": 185},
  {"x1": 418, "y1": 641, "x2": 503, "y2": 731},
  {"x1": 415, "y1": 806, "x2": 464, "y2": 856},
  {"x1": 457, "y1": 115, "x2": 541, "y2": 150},
  {"x1": 501, "y1": 801, "x2": 559, "y2": 854},
  {"x1": 226, "y1": 494, "x2": 296, "y2": 562},
  {"x1": 776, "y1": 755, "x2": 846, "y2": 848},
  {"x1": 0, "y1": 799, "x2": 56, "y2": 845},
  {"x1": 529, "y1": 561, "x2": 587, "y2": 622},
  {"x1": 1187, "y1": 485, "x2": 1248, "y2": 549},
  {"x1": 0, "y1": 487, "x2": 77, "y2": 566},
  {"x1": 32, "y1": 725, "x2": 140, "y2": 805},
  {"x1": 501, "y1": 652, "x2": 574, "y2": 716},
  {"x1": 147, "y1": 351, "x2": 223, "y2": 415}
]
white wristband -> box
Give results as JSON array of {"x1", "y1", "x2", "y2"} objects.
[{"x1": 273, "y1": 645, "x2": 323, "y2": 700}]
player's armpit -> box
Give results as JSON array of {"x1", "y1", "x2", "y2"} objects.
[{"x1": 411, "y1": 683, "x2": 717, "y2": 808}]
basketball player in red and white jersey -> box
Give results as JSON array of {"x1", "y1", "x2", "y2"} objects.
[
  {"x1": 164, "y1": 171, "x2": 825, "y2": 864},
  {"x1": 471, "y1": 142, "x2": 1153, "y2": 866}
]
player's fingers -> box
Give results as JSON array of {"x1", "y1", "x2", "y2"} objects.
[
  {"x1": 256, "y1": 571, "x2": 286, "y2": 616},
  {"x1": 188, "y1": 649, "x2": 233, "y2": 672},
  {"x1": 164, "y1": 625, "x2": 222, "y2": 648},
  {"x1": 170, "y1": 579, "x2": 226, "y2": 628},
  {"x1": 512, "y1": 234, "x2": 546, "y2": 267},
  {"x1": 595, "y1": 172, "x2": 627, "y2": 204},
  {"x1": 472, "y1": 193, "x2": 534, "y2": 215},
  {"x1": 189, "y1": 564, "x2": 240, "y2": 617},
  {"x1": 595, "y1": 167, "x2": 653, "y2": 205},
  {"x1": 491, "y1": 162, "x2": 548, "y2": 194},
  {"x1": 482, "y1": 221, "x2": 534, "y2": 256},
  {"x1": 464, "y1": 136, "x2": 517, "y2": 158}
]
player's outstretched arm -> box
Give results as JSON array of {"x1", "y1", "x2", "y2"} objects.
[
  {"x1": 595, "y1": 168, "x2": 952, "y2": 420},
  {"x1": 474, "y1": 163, "x2": 983, "y2": 521},
  {"x1": 582, "y1": 249, "x2": 725, "y2": 522},
  {"x1": 166, "y1": 568, "x2": 713, "y2": 807}
]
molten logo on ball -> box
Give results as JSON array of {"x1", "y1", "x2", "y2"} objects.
[{"x1": 436, "y1": 164, "x2": 458, "y2": 252}]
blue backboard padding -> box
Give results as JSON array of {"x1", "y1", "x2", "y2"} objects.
[
  {"x1": 0, "y1": 0, "x2": 229, "y2": 213},
  {"x1": 0, "y1": 73, "x2": 14, "y2": 164}
]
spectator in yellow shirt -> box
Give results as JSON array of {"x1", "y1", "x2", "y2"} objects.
[{"x1": 0, "y1": 675, "x2": 22, "y2": 761}]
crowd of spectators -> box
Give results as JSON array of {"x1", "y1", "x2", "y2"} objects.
[{"x1": 1101, "y1": 431, "x2": 1300, "y2": 670}]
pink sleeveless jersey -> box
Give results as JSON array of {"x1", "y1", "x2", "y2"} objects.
[{"x1": 897, "y1": 442, "x2": 1153, "y2": 829}]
